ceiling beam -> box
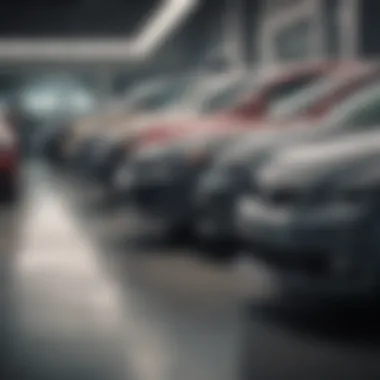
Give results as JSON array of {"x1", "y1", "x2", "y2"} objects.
[{"x1": 0, "y1": 0, "x2": 199, "y2": 64}]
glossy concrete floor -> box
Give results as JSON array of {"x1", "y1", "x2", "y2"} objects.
[
  {"x1": 3, "y1": 161, "x2": 380, "y2": 380},
  {"x1": 1, "y1": 161, "x2": 257, "y2": 380}
]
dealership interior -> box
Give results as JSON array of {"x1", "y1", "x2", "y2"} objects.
[{"x1": 2, "y1": 1, "x2": 380, "y2": 380}]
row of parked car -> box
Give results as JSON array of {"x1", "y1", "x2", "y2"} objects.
[{"x1": 37, "y1": 59, "x2": 380, "y2": 298}]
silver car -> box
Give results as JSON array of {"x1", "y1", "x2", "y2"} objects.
[
  {"x1": 195, "y1": 77, "x2": 380, "y2": 249},
  {"x1": 236, "y1": 130, "x2": 380, "y2": 297}
]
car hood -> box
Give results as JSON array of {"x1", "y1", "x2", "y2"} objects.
[
  {"x1": 101, "y1": 110, "x2": 199, "y2": 145},
  {"x1": 131, "y1": 112, "x2": 299, "y2": 150},
  {"x1": 213, "y1": 123, "x2": 312, "y2": 169},
  {"x1": 258, "y1": 130, "x2": 380, "y2": 192},
  {"x1": 133, "y1": 128, "x2": 242, "y2": 163}
]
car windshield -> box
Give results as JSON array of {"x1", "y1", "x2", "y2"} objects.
[
  {"x1": 125, "y1": 78, "x2": 192, "y2": 112},
  {"x1": 267, "y1": 73, "x2": 343, "y2": 119},
  {"x1": 318, "y1": 80, "x2": 380, "y2": 131},
  {"x1": 267, "y1": 67, "x2": 375, "y2": 120},
  {"x1": 201, "y1": 70, "x2": 325, "y2": 115},
  {"x1": 200, "y1": 76, "x2": 258, "y2": 112},
  {"x1": 265, "y1": 73, "x2": 325, "y2": 114}
]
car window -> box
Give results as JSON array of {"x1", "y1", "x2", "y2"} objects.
[
  {"x1": 324, "y1": 83, "x2": 380, "y2": 130},
  {"x1": 344, "y1": 100, "x2": 380, "y2": 128},
  {"x1": 124, "y1": 82, "x2": 163, "y2": 106},
  {"x1": 266, "y1": 74, "x2": 323, "y2": 111},
  {"x1": 268, "y1": 70, "x2": 364, "y2": 119},
  {"x1": 203, "y1": 72, "x2": 322, "y2": 114},
  {"x1": 126, "y1": 80, "x2": 188, "y2": 111},
  {"x1": 200, "y1": 78, "x2": 256, "y2": 112},
  {"x1": 174, "y1": 73, "x2": 250, "y2": 112}
]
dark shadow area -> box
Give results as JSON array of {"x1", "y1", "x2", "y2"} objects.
[
  {"x1": 0, "y1": 198, "x2": 29, "y2": 378},
  {"x1": 241, "y1": 294, "x2": 380, "y2": 380},
  {"x1": 247, "y1": 293, "x2": 380, "y2": 348},
  {"x1": 0, "y1": 0, "x2": 160, "y2": 37}
]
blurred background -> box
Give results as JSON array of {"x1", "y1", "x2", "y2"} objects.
[{"x1": 3, "y1": 1, "x2": 380, "y2": 380}]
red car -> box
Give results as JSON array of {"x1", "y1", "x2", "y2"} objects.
[
  {"x1": 0, "y1": 105, "x2": 20, "y2": 201},
  {"x1": 131, "y1": 60, "x2": 339, "y2": 147},
  {"x1": 131, "y1": 60, "x2": 380, "y2": 148},
  {"x1": 83, "y1": 60, "x2": 341, "y2": 184}
]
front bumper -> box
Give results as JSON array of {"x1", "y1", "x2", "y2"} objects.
[
  {"x1": 114, "y1": 164, "x2": 197, "y2": 228},
  {"x1": 88, "y1": 144, "x2": 127, "y2": 184},
  {"x1": 235, "y1": 197, "x2": 377, "y2": 296},
  {"x1": 194, "y1": 186, "x2": 239, "y2": 240}
]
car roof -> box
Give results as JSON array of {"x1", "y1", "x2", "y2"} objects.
[
  {"x1": 257, "y1": 130, "x2": 380, "y2": 191},
  {"x1": 275, "y1": 129, "x2": 380, "y2": 169},
  {"x1": 269, "y1": 62, "x2": 380, "y2": 119}
]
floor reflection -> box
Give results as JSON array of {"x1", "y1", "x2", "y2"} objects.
[
  {"x1": 2, "y1": 162, "x2": 246, "y2": 380},
  {"x1": 6, "y1": 161, "x2": 380, "y2": 380},
  {"x1": 250, "y1": 293, "x2": 380, "y2": 347},
  {"x1": 241, "y1": 292, "x2": 380, "y2": 380}
]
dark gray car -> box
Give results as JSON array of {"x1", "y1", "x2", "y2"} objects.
[
  {"x1": 112, "y1": 130, "x2": 242, "y2": 236},
  {"x1": 236, "y1": 130, "x2": 380, "y2": 298}
]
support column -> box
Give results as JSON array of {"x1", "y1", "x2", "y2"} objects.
[
  {"x1": 223, "y1": 0, "x2": 246, "y2": 71},
  {"x1": 310, "y1": 0, "x2": 325, "y2": 59},
  {"x1": 339, "y1": 0, "x2": 359, "y2": 58}
]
